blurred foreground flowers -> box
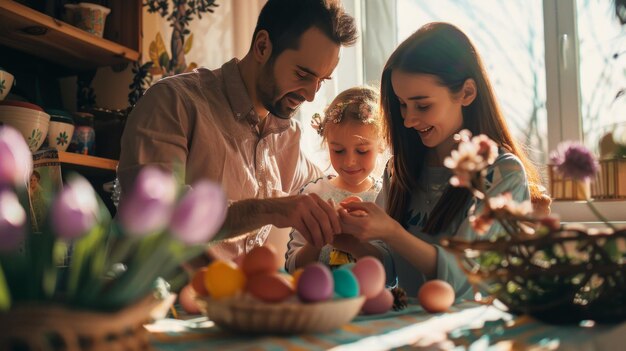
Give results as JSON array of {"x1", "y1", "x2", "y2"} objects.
[
  {"x1": 0, "y1": 125, "x2": 227, "y2": 312},
  {"x1": 442, "y1": 131, "x2": 626, "y2": 323}
]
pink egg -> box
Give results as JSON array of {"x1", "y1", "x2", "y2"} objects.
[
  {"x1": 418, "y1": 280, "x2": 455, "y2": 313},
  {"x1": 362, "y1": 288, "x2": 393, "y2": 314},
  {"x1": 179, "y1": 284, "x2": 201, "y2": 314},
  {"x1": 297, "y1": 263, "x2": 334, "y2": 302},
  {"x1": 352, "y1": 256, "x2": 385, "y2": 299}
]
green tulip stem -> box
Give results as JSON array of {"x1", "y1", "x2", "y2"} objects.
[{"x1": 585, "y1": 199, "x2": 617, "y2": 231}]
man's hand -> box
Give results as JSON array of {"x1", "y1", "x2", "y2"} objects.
[{"x1": 268, "y1": 194, "x2": 341, "y2": 248}]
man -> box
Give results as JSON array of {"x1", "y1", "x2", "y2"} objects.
[{"x1": 118, "y1": 0, "x2": 358, "y2": 259}]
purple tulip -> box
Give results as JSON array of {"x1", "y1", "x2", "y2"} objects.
[
  {"x1": 51, "y1": 177, "x2": 99, "y2": 239},
  {"x1": 117, "y1": 167, "x2": 177, "y2": 237},
  {"x1": 0, "y1": 126, "x2": 33, "y2": 188},
  {"x1": 0, "y1": 188, "x2": 26, "y2": 252},
  {"x1": 169, "y1": 180, "x2": 227, "y2": 245}
]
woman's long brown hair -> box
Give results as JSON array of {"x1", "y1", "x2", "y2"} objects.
[{"x1": 381, "y1": 22, "x2": 542, "y2": 234}]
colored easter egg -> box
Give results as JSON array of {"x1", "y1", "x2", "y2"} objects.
[
  {"x1": 241, "y1": 244, "x2": 280, "y2": 276},
  {"x1": 362, "y1": 288, "x2": 393, "y2": 315},
  {"x1": 332, "y1": 268, "x2": 360, "y2": 298},
  {"x1": 341, "y1": 196, "x2": 363, "y2": 204},
  {"x1": 418, "y1": 280, "x2": 455, "y2": 313},
  {"x1": 191, "y1": 267, "x2": 209, "y2": 296},
  {"x1": 179, "y1": 284, "x2": 201, "y2": 314},
  {"x1": 338, "y1": 262, "x2": 356, "y2": 271},
  {"x1": 352, "y1": 256, "x2": 385, "y2": 299},
  {"x1": 297, "y1": 263, "x2": 334, "y2": 302},
  {"x1": 204, "y1": 260, "x2": 246, "y2": 299},
  {"x1": 246, "y1": 272, "x2": 295, "y2": 303},
  {"x1": 292, "y1": 268, "x2": 304, "y2": 289}
]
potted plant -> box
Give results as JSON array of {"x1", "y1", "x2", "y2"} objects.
[{"x1": 0, "y1": 125, "x2": 228, "y2": 349}]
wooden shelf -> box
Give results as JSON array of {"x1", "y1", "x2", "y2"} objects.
[
  {"x1": 0, "y1": 0, "x2": 139, "y2": 71},
  {"x1": 58, "y1": 151, "x2": 117, "y2": 172}
]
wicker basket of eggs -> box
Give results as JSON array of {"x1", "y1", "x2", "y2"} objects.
[{"x1": 180, "y1": 245, "x2": 397, "y2": 334}]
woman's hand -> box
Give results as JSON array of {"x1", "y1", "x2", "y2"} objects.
[{"x1": 337, "y1": 201, "x2": 403, "y2": 243}]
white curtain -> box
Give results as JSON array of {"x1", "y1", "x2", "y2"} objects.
[{"x1": 232, "y1": 0, "x2": 267, "y2": 58}]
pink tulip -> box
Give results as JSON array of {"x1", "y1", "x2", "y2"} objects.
[
  {"x1": 51, "y1": 177, "x2": 99, "y2": 239},
  {"x1": 169, "y1": 180, "x2": 227, "y2": 245},
  {"x1": 0, "y1": 126, "x2": 33, "y2": 188},
  {"x1": 0, "y1": 188, "x2": 26, "y2": 252},
  {"x1": 117, "y1": 167, "x2": 177, "y2": 236}
]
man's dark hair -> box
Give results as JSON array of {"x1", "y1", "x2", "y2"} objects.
[{"x1": 251, "y1": 0, "x2": 357, "y2": 57}]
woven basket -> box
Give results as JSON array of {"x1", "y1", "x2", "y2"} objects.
[
  {"x1": 196, "y1": 295, "x2": 365, "y2": 334},
  {"x1": 442, "y1": 228, "x2": 626, "y2": 324},
  {"x1": 0, "y1": 294, "x2": 175, "y2": 351}
]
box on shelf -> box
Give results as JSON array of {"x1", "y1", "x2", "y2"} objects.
[
  {"x1": 592, "y1": 158, "x2": 626, "y2": 200},
  {"x1": 548, "y1": 166, "x2": 590, "y2": 200},
  {"x1": 549, "y1": 158, "x2": 626, "y2": 201}
]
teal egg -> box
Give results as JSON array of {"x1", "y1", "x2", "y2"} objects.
[
  {"x1": 338, "y1": 262, "x2": 356, "y2": 271},
  {"x1": 332, "y1": 268, "x2": 360, "y2": 298}
]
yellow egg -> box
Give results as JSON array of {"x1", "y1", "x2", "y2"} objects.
[
  {"x1": 204, "y1": 260, "x2": 246, "y2": 299},
  {"x1": 292, "y1": 268, "x2": 304, "y2": 289}
]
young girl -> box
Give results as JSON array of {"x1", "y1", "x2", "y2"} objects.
[
  {"x1": 338, "y1": 22, "x2": 547, "y2": 299},
  {"x1": 284, "y1": 86, "x2": 388, "y2": 272}
]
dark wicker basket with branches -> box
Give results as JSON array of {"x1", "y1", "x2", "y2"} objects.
[{"x1": 442, "y1": 227, "x2": 626, "y2": 324}]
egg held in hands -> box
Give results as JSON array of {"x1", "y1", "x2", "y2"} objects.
[{"x1": 340, "y1": 195, "x2": 367, "y2": 216}]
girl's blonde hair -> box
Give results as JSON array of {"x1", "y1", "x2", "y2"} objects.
[{"x1": 313, "y1": 86, "x2": 383, "y2": 142}]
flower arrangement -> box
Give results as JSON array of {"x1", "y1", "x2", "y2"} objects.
[
  {"x1": 0, "y1": 125, "x2": 228, "y2": 315},
  {"x1": 442, "y1": 130, "x2": 626, "y2": 324}
]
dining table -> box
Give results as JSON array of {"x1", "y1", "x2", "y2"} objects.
[{"x1": 146, "y1": 299, "x2": 626, "y2": 350}]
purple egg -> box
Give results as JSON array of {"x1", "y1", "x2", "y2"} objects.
[{"x1": 297, "y1": 263, "x2": 334, "y2": 302}]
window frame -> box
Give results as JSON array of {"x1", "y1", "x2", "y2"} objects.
[{"x1": 544, "y1": 0, "x2": 626, "y2": 222}]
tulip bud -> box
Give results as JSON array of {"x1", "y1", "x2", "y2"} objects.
[
  {"x1": 0, "y1": 188, "x2": 26, "y2": 252},
  {"x1": 117, "y1": 167, "x2": 177, "y2": 236},
  {"x1": 169, "y1": 180, "x2": 227, "y2": 245},
  {"x1": 0, "y1": 126, "x2": 33, "y2": 188},
  {"x1": 51, "y1": 177, "x2": 99, "y2": 239}
]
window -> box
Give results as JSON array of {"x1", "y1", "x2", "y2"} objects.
[
  {"x1": 576, "y1": 0, "x2": 626, "y2": 155},
  {"x1": 395, "y1": 0, "x2": 548, "y2": 169},
  {"x1": 296, "y1": 0, "x2": 625, "y2": 222}
]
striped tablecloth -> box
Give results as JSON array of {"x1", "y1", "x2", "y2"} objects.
[{"x1": 148, "y1": 300, "x2": 626, "y2": 350}]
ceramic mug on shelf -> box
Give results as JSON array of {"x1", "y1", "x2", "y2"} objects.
[
  {"x1": 64, "y1": 2, "x2": 111, "y2": 37},
  {"x1": 45, "y1": 109, "x2": 75, "y2": 152}
]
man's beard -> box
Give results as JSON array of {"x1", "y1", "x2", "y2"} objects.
[{"x1": 257, "y1": 61, "x2": 304, "y2": 119}]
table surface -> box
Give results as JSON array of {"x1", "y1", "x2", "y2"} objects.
[{"x1": 148, "y1": 300, "x2": 626, "y2": 351}]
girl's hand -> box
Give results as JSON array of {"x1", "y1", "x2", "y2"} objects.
[{"x1": 338, "y1": 201, "x2": 401, "y2": 242}]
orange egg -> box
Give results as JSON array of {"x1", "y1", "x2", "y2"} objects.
[
  {"x1": 191, "y1": 267, "x2": 209, "y2": 296},
  {"x1": 179, "y1": 284, "x2": 201, "y2": 314},
  {"x1": 241, "y1": 244, "x2": 280, "y2": 277},
  {"x1": 418, "y1": 280, "x2": 455, "y2": 313},
  {"x1": 246, "y1": 272, "x2": 295, "y2": 303},
  {"x1": 204, "y1": 260, "x2": 246, "y2": 299}
]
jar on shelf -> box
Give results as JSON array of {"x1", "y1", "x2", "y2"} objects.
[{"x1": 68, "y1": 111, "x2": 95, "y2": 155}]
